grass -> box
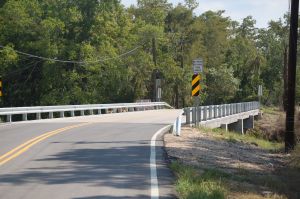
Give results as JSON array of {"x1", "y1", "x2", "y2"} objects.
[
  {"x1": 170, "y1": 161, "x2": 227, "y2": 199},
  {"x1": 170, "y1": 161, "x2": 288, "y2": 199},
  {"x1": 199, "y1": 126, "x2": 284, "y2": 151},
  {"x1": 261, "y1": 106, "x2": 282, "y2": 115}
]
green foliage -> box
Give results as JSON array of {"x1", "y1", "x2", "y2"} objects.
[
  {"x1": 0, "y1": 0, "x2": 292, "y2": 107},
  {"x1": 170, "y1": 161, "x2": 227, "y2": 199}
]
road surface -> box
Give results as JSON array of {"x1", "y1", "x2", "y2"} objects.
[{"x1": 0, "y1": 109, "x2": 182, "y2": 199}]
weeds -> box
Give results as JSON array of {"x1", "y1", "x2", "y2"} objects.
[
  {"x1": 199, "y1": 127, "x2": 284, "y2": 151},
  {"x1": 170, "y1": 162, "x2": 227, "y2": 199}
]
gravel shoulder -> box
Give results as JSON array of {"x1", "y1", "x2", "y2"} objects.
[{"x1": 165, "y1": 127, "x2": 285, "y2": 174}]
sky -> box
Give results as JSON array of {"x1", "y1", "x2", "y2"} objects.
[{"x1": 121, "y1": 0, "x2": 290, "y2": 28}]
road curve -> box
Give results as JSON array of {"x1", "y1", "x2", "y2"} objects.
[{"x1": 0, "y1": 109, "x2": 182, "y2": 199}]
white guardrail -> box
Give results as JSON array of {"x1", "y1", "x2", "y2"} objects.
[
  {"x1": 172, "y1": 101, "x2": 260, "y2": 136},
  {"x1": 184, "y1": 101, "x2": 259, "y2": 124},
  {"x1": 0, "y1": 102, "x2": 173, "y2": 123}
]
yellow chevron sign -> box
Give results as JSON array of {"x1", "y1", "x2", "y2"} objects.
[{"x1": 192, "y1": 74, "x2": 201, "y2": 96}]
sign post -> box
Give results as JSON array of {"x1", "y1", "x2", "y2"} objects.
[{"x1": 192, "y1": 59, "x2": 203, "y2": 126}]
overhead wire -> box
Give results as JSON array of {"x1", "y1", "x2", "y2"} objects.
[
  {"x1": 1, "y1": 59, "x2": 42, "y2": 79},
  {"x1": 0, "y1": 43, "x2": 142, "y2": 64}
]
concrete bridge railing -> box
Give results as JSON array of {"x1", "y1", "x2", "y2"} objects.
[
  {"x1": 184, "y1": 101, "x2": 259, "y2": 124},
  {"x1": 0, "y1": 102, "x2": 172, "y2": 123},
  {"x1": 172, "y1": 101, "x2": 260, "y2": 136}
]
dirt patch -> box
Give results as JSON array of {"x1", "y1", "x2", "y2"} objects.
[
  {"x1": 165, "y1": 127, "x2": 285, "y2": 174},
  {"x1": 164, "y1": 127, "x2": 295, "y2": 199}
]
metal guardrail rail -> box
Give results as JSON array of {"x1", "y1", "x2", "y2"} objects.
[
  {"x1": 0, "y1": 102, "x2": 172, "y2": 123},
  {"x1": 184, "y1": 101, "x2": 259, "y2": 124}
]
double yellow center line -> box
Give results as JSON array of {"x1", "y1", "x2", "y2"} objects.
[{"x1": 0, "y1": 123, "x2": 90, "y2": 166}]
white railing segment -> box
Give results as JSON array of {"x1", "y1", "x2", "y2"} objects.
[
  {"x1": 0, "y1": 102, "x2": 172, "y2": 122},
  {"x1": 184, "y1": 101, "x2": 259, "y2": 125}
]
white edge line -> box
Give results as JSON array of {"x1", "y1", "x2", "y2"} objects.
[{"x1": 150, "y1": 125, "x2": 172, "y2": 199}]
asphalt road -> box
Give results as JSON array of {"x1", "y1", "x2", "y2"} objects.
[{"x1": 0, "y1": 109, "x2": 182, "y2": 199}]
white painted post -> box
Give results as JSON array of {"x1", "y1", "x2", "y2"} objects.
[
  {"x1": 176, "y1": 116, "x2": 182, "y2": 136},
  {"x1": 192, "y1": 107, "x2": 196, "y2": 124},
  {"x1": 71, "y1": 111, "x2": 75, "y2": 117},
  {"x1": 23, "y1": 114, "x2": 27, "y2": 121},
  {"x1": 203, "y1": 106, "x2": 207, "y2": 121},
  {"x1": 198, "y1": 106, "x2": 202, "y2": 122},
  {"x1": 214, "y1": 105, "x2": 218, "y2": 118},
  {"x1": 81, "y1": 110, "x2": 85, "y2": 116},
  {"x1": 49, "y1": 112, "x2": 53, "y2": 119},
  {"x1": 60, "y1": 111, "x2": 64, "y2": 118},
  {"x1": 7, "y1": 115, "x2": 12, "y2": 122},
  {"x1": 209, "y1": 106, "x2": 213, "y2": 119},
  {"x1": 36, "y1": 113, "x2": 41, "y2": 120}
]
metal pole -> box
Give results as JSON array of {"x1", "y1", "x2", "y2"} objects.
[
  {"x1": 194, "y1": 97, "x2": 200, "y2": 126},
  {"x1": 285, "y1": 0, "x2": 299, "y2": 152}
]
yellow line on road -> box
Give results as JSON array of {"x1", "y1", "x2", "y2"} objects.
[{"x1": 0, "y1": 123, "x2": 90, "y2": 166}]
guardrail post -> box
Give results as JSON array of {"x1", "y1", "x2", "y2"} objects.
[
  {"x1": 208, "y1": 106, "x2": 213, "y2": 119},
  {"x1": 7, "y1": 115, "x2": 12, "y2": 122},
  {"x1": 60, "y1": 111, "x2": 64, "y2": 118},
  {"x1": 203, "y1": 106, "x2": 207, "y2": 121},
  {"x1": 222, "y1": 105, "x2": 226, "y2": 117},
  {"x1": 36, "y1": 113, "x2": 41, "y2": 120},
  {"x1": 71, "y1": 111, "x2": 75, "y2": 117},
  {"x1": 98, "y1": 109, "x2": 102, "y2": 115},
  {"x1": 198, "y1": 106, "x2": 202, "y2": 122},
  {"x1": 49, "y1": 112, "x2": 53, "y2": 119},
  {"x1": 214, "y1": 105, "x2": 218, "y2": 118},
  {"x1": 22, "y1": 114, "x2": 27, "y2": 121},
  {"x1": 89, "y1": 110, "x2": 93, "y2": 115},
  {"x1": 185, "y1": 108, "x2": 191, "y2": 124},
  {"x1": 218, "y1": 105, "x2": 221, "y2": 118},
  {"x1": 80, "y1": 110, "x2": 85, "y2": 116},
  {"x1": 192, "y1": 107, "x2": 196, "y2": 124}
]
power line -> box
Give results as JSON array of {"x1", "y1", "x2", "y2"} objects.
[
  {"x1": 0, "y1": 44, "x2": 141, "y2": 64},
  {"x1": 1, "y1": 59, "x2": 42, "y2": 79}
]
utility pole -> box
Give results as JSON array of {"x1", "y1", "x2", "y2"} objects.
[{"x1": 285, "y1": 0, "x2": 299, "y2": 152}]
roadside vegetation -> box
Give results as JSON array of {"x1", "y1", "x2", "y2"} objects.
[
  {"x1": 166, "y1": 107, "x2": 300, "y2": 199},
  {"x1": 0, "y1": 0, "x2": 299, "y2": 109},
  {"x1": 202, "y1": 127, "x2": 283, "y2": 151}
]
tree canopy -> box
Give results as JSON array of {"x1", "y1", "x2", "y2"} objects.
[{"x1": 0, "y1": 0, "x2": 297, "y2": 108}]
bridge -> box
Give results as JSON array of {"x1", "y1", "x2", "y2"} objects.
[{"x1": 0, "y1": 101, "x2": 259, "y2": 199}]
